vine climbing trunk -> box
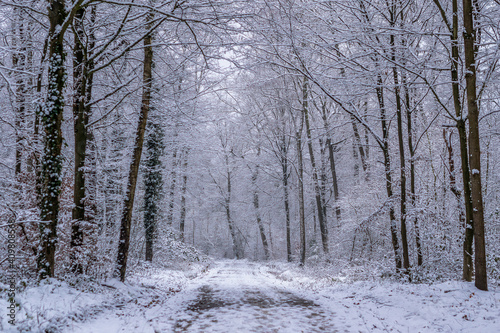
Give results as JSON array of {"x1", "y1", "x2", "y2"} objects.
[
  {"x1": 143, "y1": 114, "x2": 164, "y2": 262},
  {"x1": 37, "y1": 0, "x2": 67, "y2": 280}
]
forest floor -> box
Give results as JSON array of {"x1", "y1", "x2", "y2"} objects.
[{"x1": 1, "y1": 260, "x2": 499, "y2": 332}]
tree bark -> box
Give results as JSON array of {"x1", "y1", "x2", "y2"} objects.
[
  {"x1": 443, "y1": 130, "x2": 467, "y2": 258},
  {"x1": 115, "y1": 12, "x2": 154, "y2": 281},
  {"x1": 403, "y1": 75, "x2": 422, "y2": 266},
  {"x1": 179, "y1": 147, "x2": 189, "y2": 243},
  {"x1": 320, "y1": 101, "x2": 341, "y2": 222},
  {"x1": 32, "y1": 36, "x2": 49, "y2": 200},
  {"x1": 390, "y1": 1, "x2": 410, "y2": 270},
  {"x1": 167, "y1": 147, "x2": 178, "y2": 226},
  {"x1": 302, "y1": 76, "x2": 328, "y2": 254},
  {"x1": 252, "y1": 147, "x2": 270, "y2": 260},
  {"x1": 462, "y1": 0, "x2": 487, "y2": 291},
  {"x1": 351, "y1": 115, "x2": 368, "y2": 175},
  {"x1": 376, "y1": 78, "x2": 402, "y2": 270},
  {"x1": 297, "y1": 115, "x2": 306, "y2": 266},
  {"x1": 143, "y1": 116, "x2": 164, "y2": 262},
  {"x1": 358, "y1": 0, "x2": 401, "y2": 270},
  {"x1": 12, "y1": 6, "x2": 26, "y2": 177},
  {"x1": 432, "y1": 0, "x2": 475, "y2": 281},
  {"x1": 37, "y1": 0, "x2": 67, "y2": 280},
  {"x1": 71, "y1": 5, "x2": 88, "y2": 273},
  {"x1": 225, "y1": 166, "x2": 243, "y2": 259},
  {"x1": 452, "y1": 0, "x2": 474, "y2": 282},
  {"x1": 280, "y1": 126, "x2": 292, "y2": 262}
]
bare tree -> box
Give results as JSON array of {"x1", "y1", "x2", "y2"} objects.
[
  {"x1": 462, "y1": 0, "x2": 487, "y2": 291},
  {"x1": 115, "y1": 8, "x2": 156, "y2": 281},
  {"x1": 301, "y1": 76, "x2": 328, "y2": 255}
]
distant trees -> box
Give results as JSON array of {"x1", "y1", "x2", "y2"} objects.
[{"x1": 234, "y1": 0, "x2": 498, "y2": 284}]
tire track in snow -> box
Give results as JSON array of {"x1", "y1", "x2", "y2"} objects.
[{"x1": 155, "y1": 261, "x2": 346, "y2": 333}]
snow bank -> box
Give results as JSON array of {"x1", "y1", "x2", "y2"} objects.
[
  {"x1": 263, "y1": 261, "x2": 500, "y2": 332},
  {"x1": 1, "y1": 262, "x2": 209, "y2": 333}
]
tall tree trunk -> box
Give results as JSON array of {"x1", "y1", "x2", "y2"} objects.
[
  {"x1": 143, "y1": 114, "x2": 164, "y2": 262},
  {"x1": 433, "y1": 0, "x2": 474, "y2": 283},
  {"x1": 403, "y1": 76, "x2": 422, "y2": 266},
  {"x1": 390, "y1": 1, "x2": 410, "y2": 270},
  {"x1": 327, "y1": 139, "x2": 341, "y2": 221},
  {"x1": 84, "y1": 6, "x2": 97, "y2": 224},
  {"x1": 444, "y1": 130, "x2": 466, "y2": 255},
  {"x1": 451, "y1": 0, "x2": 474, "y2": 282},
  {"x1": 319, "y1": 138, "x2": 328, "y2": 231},
  {"x1": 179, "y1": 147, "x2": 189, "y2": 243},
  {"x1": 359, "y1": 0, "x2": 401, "y2": 270},
  {"x1": 166, "y1": 147, "x2": 178, "y2": 226},
  {"x1": 376, "y1": 78, "x2": 402, "y2": 270},
  {"x1": 71, "y1": 3, "x2": 97, "y2": 273},
  {"x1": 71, "y1": 6, "x2": 88, "y2": 273},
  {"x1": 363, "y1": 99, "x2": 370, "y2": 165},
  {"x1": 320, "y1": 101, "x2": 341, "y2": 221},
  {"x1": 351, "y1": 115, "x2": 368, "y2": 175},
  {"x1": 225, "y1": 166, "x2": 242, "y2": 259},
  {"x1": 351, "y1": 137, "x2": 360, "y2": 179},
  {"x1": 252, "y1": 148, "x2": 270, "y2": 260},
  {"x1": 115, "y1": 12, "x2": 154, "y2": 281},
  {"x1": 296, "y1": 114, "x2": 306, "y2": 266},
  {"x1": 462, "y1": 0, "x2": 487, "y2": 291},
  {"x1": 279, "y1": 124, "x2": 292, "y2": 262},
  {"x1": 37, "y1": 0, "x2": 67, "y2": 279},
  {"x1": 460, "y1": 110, "x2": 474, "y2": 281},
  {"x1": 302, "y1": 76, "x2": 328, "y2": 254},
  {"x1": 33, "y1": 36, "x2": 49, "y2": 200},
  {"x1": 13, "y1": 7, "x2": 26, "y2": 177}
]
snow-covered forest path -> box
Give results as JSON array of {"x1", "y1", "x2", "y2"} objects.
[
  {"x1": 63, "y1": 260, "x2": 498, "y2": 333},
  {"x1": 68, "y1": 260, "x2": 346, "y2": 333},
  {"x1": 161, "y1": 260, "x2": 340, "y2": 332}
]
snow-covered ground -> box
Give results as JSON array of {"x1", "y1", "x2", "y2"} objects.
[{"x1": 2, "y1": 260, "x2": 499, "y2": 332}]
